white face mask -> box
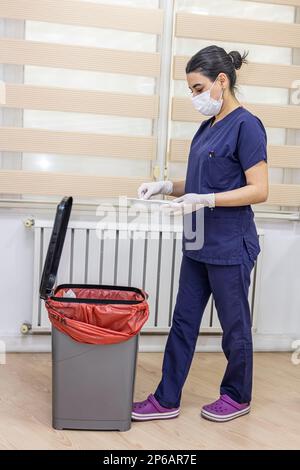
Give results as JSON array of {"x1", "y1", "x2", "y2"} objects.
[{"x1": 190, "y1": 77, "x2": 223, "y2": 116}]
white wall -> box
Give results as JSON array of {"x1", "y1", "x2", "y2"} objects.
[
  {"x1": 0, "y1": 207, "x2": 299, "y2": 352},
  {"x1": 0, "y1": 210, "x2": 34, "y2": 337}
]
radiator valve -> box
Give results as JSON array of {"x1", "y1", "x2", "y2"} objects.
[
  {"x1": 24, "y1": 217, "x2": 35, "y2": 228},
  {"x1": 20, "y1": 322, "x2": 32, "y2": 335}
]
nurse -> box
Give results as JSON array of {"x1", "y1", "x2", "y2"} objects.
[{"x1": 132, "y1": 45, "x2": 268, "y2": 422}]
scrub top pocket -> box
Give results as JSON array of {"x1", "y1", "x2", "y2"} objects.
[
  {"x1": 183, "y1": 212, "x2": 243, "y2": 264},
  {"x1": 204, "y1": 146, "x2": 236, "y2": 191},
  {"x1": 242, "y1": 230, "x2": 261, "y2": 262}
]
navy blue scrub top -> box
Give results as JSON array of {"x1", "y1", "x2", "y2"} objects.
[{"x1": 182, "y1": 106, "x2": 267, "y2": 265}]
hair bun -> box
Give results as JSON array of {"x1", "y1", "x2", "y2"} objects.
[{"x1": 228, "y1": 50, "x2": 248, "y2": 70}]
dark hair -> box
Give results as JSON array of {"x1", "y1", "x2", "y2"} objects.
[{"x1": 185, "y1": 45, "x2": 248, "y2": 92}]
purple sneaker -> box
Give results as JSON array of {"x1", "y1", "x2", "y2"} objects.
[
  {"x1": 201, "y1": 394, "x2": 250, "y2": 422},
  {"x1": 132, "y1": 394, "x2": 180, "y2": 421}
]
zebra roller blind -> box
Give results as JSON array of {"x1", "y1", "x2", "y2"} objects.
[
  {"x1": 0, "y1": 0, "x2": 161, "y2": 198},
  {"x1": 170, "y1": 0, "x2": 300, "y2": 211},
  {"x1": 0, "y1": 0, "x2": 300, "y2": 208}
]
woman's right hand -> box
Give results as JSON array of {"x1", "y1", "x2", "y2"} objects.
[{"x1": 138, "y1": 180, "x2": 173, "y2": 200}]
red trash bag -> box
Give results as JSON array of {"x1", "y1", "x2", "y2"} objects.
[
  {"x1": 45, "y1": 285, "x2": 149, "y2": 345},
  {"x1": 40, "y1": 197, "x2": 149, "y2": 345}
]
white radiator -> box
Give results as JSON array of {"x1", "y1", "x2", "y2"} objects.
[{"x1": 30, "y1": 220, "x2": 264, "y2": 334}]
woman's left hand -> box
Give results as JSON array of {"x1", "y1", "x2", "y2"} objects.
[{"x1": 161, "y1": 193, "x2": 215, "y2": 215}]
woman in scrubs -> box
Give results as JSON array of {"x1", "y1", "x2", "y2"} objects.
[{"x1": 132, "y1": 45, "x2": 268, "y2": 422}]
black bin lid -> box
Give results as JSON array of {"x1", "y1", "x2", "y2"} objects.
[{"x1": 40, "y1": 197, "x2": 73, "y2": 299}]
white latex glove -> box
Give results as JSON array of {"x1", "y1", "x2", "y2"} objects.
[
  {"x1": 160, "y1": 193, "x2": 215, "y2": 215},
  {"x1": 138, "y1": 180, "x2": 173, "y2": 200}
]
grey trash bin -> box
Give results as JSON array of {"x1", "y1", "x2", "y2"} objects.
[{"x1": 39, "y1": 197, "x2": 149, "y2": 432}]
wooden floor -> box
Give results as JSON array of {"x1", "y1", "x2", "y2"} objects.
[{"x1": 0, "y1": 352, "x2": 299, "y2": 450}]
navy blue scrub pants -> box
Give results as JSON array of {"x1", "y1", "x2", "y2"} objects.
[{"x1": 154, "y1": 246, "x2": 255, "y2": 408}]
